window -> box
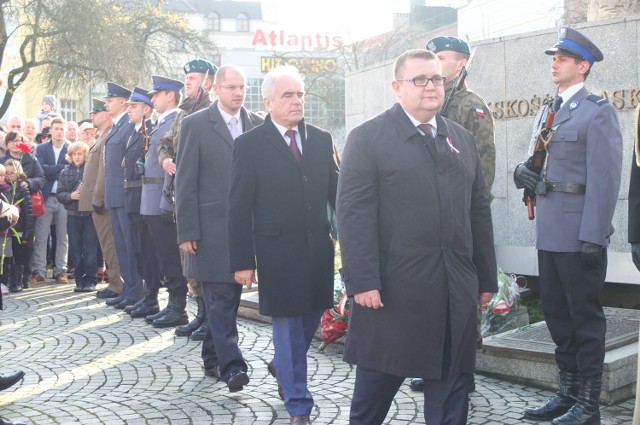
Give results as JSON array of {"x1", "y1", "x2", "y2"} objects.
[
  {"x1": 206, "y1": 13, "x2": 220, "y2": 32},
  {"x1": 210, "y1": 48, "x2": 221, "y2": 67},
  {"x1": 59, "y1": 99, "x2": 77, "y2": 122},
  {"x1": 236, "y1": 13, "x2": 250, "y2": 32}
]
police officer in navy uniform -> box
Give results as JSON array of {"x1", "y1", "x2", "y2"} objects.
[
  {"x1": 102, "y1": 83, "x2": 141, "y2": 309},
  {"x1": 514, "y1": 27, "x2": 622, "y2": 425},
  {"x1": 134, "y1": 76, "x2": 189, "y2": 328}
]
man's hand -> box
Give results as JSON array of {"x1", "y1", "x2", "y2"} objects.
[
  {"x1": 354, "y1": 289, "x2": 384, "y2": 309},
  {"x1": 581, "y1": 242, "x2": 603, "y2": 270},
  {"x1": 514, "y1": 163, "x2": 541, "y2": 192},
  {"x1": 478, "y1": 292, "x2": 494, "y2": 306},
  {"x1": 632, "y1": 243, "x2": 640, "y2": 272},
  {"x1": 162, "y1": 158, "x2": 176, "y2": 175},
  {"x1": 180, "y1": 240, "x2": 197, "y2": 255},
  {"x1": 93, "y1": 204, "x2": 104, "y2": 215},
  {"x1": 234, "y1": 269, "x2": 256, "y2": 289}
]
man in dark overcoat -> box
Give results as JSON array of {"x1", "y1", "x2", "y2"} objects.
[
  {"x1": 175, "y1": 64, "x2": 263, "y2": 392},
  {"x1": 227, "y1": 65, "x2": 339, "y2": 425},
  {"x1": 337, "y1": 49, "x2": 496, "y2": 425},
  {"x1": 514, "y1": 27, "x2": 622, "y2": 425}
]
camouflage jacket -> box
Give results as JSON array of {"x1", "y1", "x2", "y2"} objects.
[
  {"x1": 157, "y1": 94, "x2": 212, "y2": 165},
  {"x1": 443, "y1": 81, "x2": 496, "y2": 197}
]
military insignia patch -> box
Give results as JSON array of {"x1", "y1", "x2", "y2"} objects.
[
  {"x1": 559, "y1": 26, "x2": 567, "y2": 39},
  {"x1": 427, "y1": 41, "x2": 436, "y2": 51}
]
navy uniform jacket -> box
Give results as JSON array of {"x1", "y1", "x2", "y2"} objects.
[
  {"x1": 104, "y1": 114, "x2": 135, "y2": 209},
  {"x1": 36, "y1": 141, "x2": 69, "y2": 198},
  {"x1": 141, "y1": 111, "x2": 178, "y2": 216},
  {"x1": 123, "y1": 120, "x2": 153, "y2": 214},
  {"x1": 535, "y1": 87, "x2": 622, "y2": 252}
]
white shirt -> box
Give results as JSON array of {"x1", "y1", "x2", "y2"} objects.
[
  {"x1": 558, "y1": 82, "x2": 585, "y2": 107},
  {"x1": 156, "y1": 108, "x2": 180, "y2": 127},
  {"x1": 272, "y1": 120, "x2": 302, "y2": 154},
  {"x1": 403, "y1": 109, "x2": 437, "y2": 137},
  {"x1": 51, "y1": 143, "x2": 64, "y2": 194},
  {"x1": 218, "y1": 104, "x2": 242, "y2": 140}
]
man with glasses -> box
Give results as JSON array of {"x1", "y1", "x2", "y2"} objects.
[{"x1": 337, "y1": 49, "x2": 496, "y2": 425}]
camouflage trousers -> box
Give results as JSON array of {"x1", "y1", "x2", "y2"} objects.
[{"x1": 179, "y1": 249, "x2": 203, "y2": 298}]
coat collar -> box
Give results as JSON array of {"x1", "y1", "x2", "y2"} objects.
[
  {"x1": 389, "y1": 103, "x2": 452, "y2": 143},
  {"x1": 263, "y1": 114, "x2": 307, "y2": 168},
  {"x1": 553, "y1": 87, "x2": 589, "y2": 126},
  {"x1": 207, "y1": 101, "x2": 261, "y2": 147}
]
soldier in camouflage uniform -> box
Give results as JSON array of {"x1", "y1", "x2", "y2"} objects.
[
  {"x1": 408, "y1": 37, "x2": 497, "y2": 393},
  {"x1": 157, "y1": 59, "x2": 217, "y2": 339}
]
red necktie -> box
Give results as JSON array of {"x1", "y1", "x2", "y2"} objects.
[{"x1": 285, "y1": 129, "x2": 302, "y2": 164}]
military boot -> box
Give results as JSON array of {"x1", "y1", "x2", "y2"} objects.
[
  {"x1": 524, "y1": 370, "x2": 579, "y2": 420},
  {"x1": 11, "y1": 265, "x2": 24, "y2": 293},
  {"x1": 552, "y1": 377, "x2": 601, "y2": 425},
  {"x1": 130, "y1": 293, "x2": 160, "y2": 318},
  {"x1": 175, "y1": 296, "x2": 205, "y2": 336},
  {"x1": 190, "y1": 318, "x2": 208, "y2": 341},
  {"x1": 151, "y1": 292, "x2": 188, "y2": 328},
  {"x1": 0, "y1": 371, "x2": 24, "y2": 392},
  {"x1": 7, "y1": 264, "x2": 21, "y2": 293}
]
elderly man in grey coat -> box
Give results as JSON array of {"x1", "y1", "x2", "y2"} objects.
[{"x1": 337, "y1": 49, "x2": 497, "y2": 425}]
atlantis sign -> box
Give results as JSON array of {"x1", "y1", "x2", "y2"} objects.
[{"x1": 251, "y1": 29, "x2": 344, "y2": 50}]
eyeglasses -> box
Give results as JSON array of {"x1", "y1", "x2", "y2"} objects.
[
  {"x1": 397, "y1": 75, "x2": 446, "y2": 87},
  {"x1": 219, "y1": 85, "x2": 246, "y2": 92}
]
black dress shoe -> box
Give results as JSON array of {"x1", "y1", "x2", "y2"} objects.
[
  {"x1": 268, "y1": 360, "x2": 284, "y2": 400},
  {"x1": 151, "y1": 309, "x2": 189, "y2": 328},
  {"x1": 130, "y1": 302, "x2": 160, "y2": 318},
  {"x1": 114, "y1": 298, "x2": 136, "y2": 310},
  {"x1": 0, "y1": 371, "x2": 25, "y2": 391},
  {"x1": 409, "y1": 377, "x2": 424, "y2": 392},
  {"x1": 204, "y1": 366, "x2": 221, "y2": 380},
  {"x1": 124, "y1": 298, "x2": 146, "y2": 314},
  {"x1": 105, "y1": 295, "x2": 125, "y2": 306},
  {"x1": 96, "y1": 288, "x2": 120, "y2": 299},
  {"x1": 189, "y1": 321, "x2": 208, "y2": 341},
  {"x1": 227, "y1": 370, "x2": 249, "y2": 392},
  {"x1": 145, "y1": 306, "x2": 170, "y2": 324}
]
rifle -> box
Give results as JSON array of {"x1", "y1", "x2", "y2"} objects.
[
  {"x1": 441, "y1": 48, "x2": 475, "y2": 117},
  {"x1": 135, "y1": 114, "x2": 149, "y2": 177},
  {"x1": 522, "y1": 92, "x2": 558, "y2": 220},
  {"x1": 163, "y1": 69, "x2": 209, "y2": 206}
]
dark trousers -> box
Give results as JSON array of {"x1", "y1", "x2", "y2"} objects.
[
  {"x1": 130, "y1": 213, "x2": 161, "y2": 297},
  {"x1": 109, "y1": 207, "x2": 142, "y2": 301},
  {"x1": 349, "y1": 367, "x2": 472, "y2": 425},
  {"x1": 538, "y1": 250, "x2": 607, "y2": 378},
  {"x1": 67, "y1": 215, "x2": 99, "y2": 286},
  {"x1": 12, "y1": 238, "x2": 31, "y2": 267},
  {"x1": 142, "y1": 215, "x2": 187, "y2": 297},
  {"x1": 201, "y1": 281, "x2": 246, "y2": 381},
  {"x1": 272, "y1": 309, "x2": 324, "y2": 417}
]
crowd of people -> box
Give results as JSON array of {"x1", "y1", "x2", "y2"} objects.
[{"x1": 0, "y1": 25, "x2": 634, "y2": 425}]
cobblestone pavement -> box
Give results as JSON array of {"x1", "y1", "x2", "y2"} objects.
[{"x1": 0, "y1": 282, "x2": 634, "y2": 424}]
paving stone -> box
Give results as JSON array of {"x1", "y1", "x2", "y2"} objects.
[{"x1": 0, "y1": 282, "x2": 634, "y2": 424}]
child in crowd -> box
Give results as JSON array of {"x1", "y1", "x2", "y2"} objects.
[
  {"x1": 34, "y1": 95, "x2": 59, "y2": 130},
  {"x1": 0, "y1": 164, "x2": 14, "y2": 292},
  {"x1": 3, "y1": 159, "x2": 34, "y2": 292},
  {"x1": 56, "y1": 142, "x2": 97, "y2": 292}
]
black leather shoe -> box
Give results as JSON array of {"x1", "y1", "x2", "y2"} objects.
[
  {"x1": 105, "y1": 295, "x2": 125, "y2": 306},
  {"x1": 268, "y1": 360, "x2": 284, "y2": 400},
  {"x1": 124, "y1": 298, "x2": 146, "y2": 314},
  {"x1": 114, "y1": 298, "x2": 136, "y2": 310},
  {"x1": 152, "y1": 308, "x2": 189, "y2": 328},
  {"x1": 409, "y1": 377, "x2": 424, "y2": 392},
  {"x1": 227, "y1": 370, "x2": 249, "y2": 392},
  {"x1": 189, "y1": 321, "x2": 208, "y2": 341},
  {"x1": 130, "y1": 302, "x2": 160, "y2": 319},
  {"x1": 96, "y1": 288, "x2": 120, "y2": 299},
  {"x1": 204, "y1": 366, "x2": 221, "y2": 380},
  {"x1": 145, "y1": 306, "x2": 170, "y2": 324},
  {"x1": 0, "y1": 371, "x2": 25, "y2": 391}
]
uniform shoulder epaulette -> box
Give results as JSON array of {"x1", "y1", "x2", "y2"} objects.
[{"x1": 586, "y1": 94, "x2": 608, "y2": 106}]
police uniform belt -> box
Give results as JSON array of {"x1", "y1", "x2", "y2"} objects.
[
  {"x1": 544, "y1": 181, "x2": 586, "y2": 194},
  {"x1": 124, "y1": 179, "x2": 142, "y2": 188},
  {"x1": 142, "y1": 176, "x2": 164, "y2": 184}
]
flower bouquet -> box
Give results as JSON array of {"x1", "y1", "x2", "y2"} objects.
[
  {"x1": 481, "y1": 270, "x2": 527, "y2": 336},
  {"x1": 318, "y1": 273, "x2": 350, "y2": 352}
]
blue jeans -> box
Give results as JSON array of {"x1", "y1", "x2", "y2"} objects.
[{"x1": 67, "y1": 214, "x2": 98, "y2": 286}]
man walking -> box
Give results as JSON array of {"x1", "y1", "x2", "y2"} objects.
[
  {"x1": 176, "y1": 64, "x2": 263, "y2": 392},
  {"x1": 228, "y1": 65, "x2": 339, "y2": 424},
  {"x1": 337, "y1": 49, "x2": 496, "y2": 425},
  {"x1": 514, "y1": 27, "x2": 622, "y2": 425}
]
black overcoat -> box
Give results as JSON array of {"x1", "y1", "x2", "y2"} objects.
[
  {"x1": 175, "y1": 102, "x2": 263, "y2": 283},
  {"x1": 337, "y1": 103, "x2": 497, "y2": 379},
  {"x1": 228, "y1": 116, "x2": 339, "y2": 317}
]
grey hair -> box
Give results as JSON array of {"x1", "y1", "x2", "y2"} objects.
[{"x1": 261, "y1": 65, "x2": 304, "y2": 100}]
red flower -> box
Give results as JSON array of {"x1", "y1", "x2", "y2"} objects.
[{"x1": 14, "y1": 142, "x2": 32, "y2": 154}]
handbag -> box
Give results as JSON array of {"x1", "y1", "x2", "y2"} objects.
[{"x1": 31, "y1": 190, "x2": 46, "y2": 217}]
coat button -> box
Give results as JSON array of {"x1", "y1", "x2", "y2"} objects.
[
  {"x1": 303, "y1": 176, "x2": 309, "y2": 182},
  {"x1": 306, "y1": 203, "x2": 311, "y2": 210}
]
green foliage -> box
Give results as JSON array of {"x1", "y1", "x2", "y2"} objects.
[{"x1": 520, "y1": 296, "x2": 545, "y2": 324}]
